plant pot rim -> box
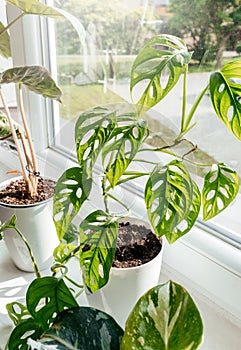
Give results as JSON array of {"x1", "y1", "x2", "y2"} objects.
[{"x1": 0, "y1": 176, "x2": 55, "y2": 209}]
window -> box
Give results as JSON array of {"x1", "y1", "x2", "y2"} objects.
[{"x1": 4, "y1": 0, "x2": 241, "y2": 320}]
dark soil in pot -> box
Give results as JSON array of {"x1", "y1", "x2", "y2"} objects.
[
  {"x1": 113, "y1": 221, "x2": 162, "y2": 268},
  {"x1": 0, "y1": 178, "x2": 56, "y2": 205}
]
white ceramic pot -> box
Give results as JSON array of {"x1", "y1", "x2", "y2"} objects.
[
  {"x1": 0, "y1": 177, "x2": 59, "y2": 272},
  {"x1": 86, "y1": 217, "x2": 164, "y2": 328}
]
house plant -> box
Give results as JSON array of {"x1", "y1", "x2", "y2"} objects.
[
  {"x1": 0, "y1": 0, "x2": 85, "y2": 270},
  {"x1": 52, "y1": 34, "x2": 241, "y2": 323},
  {"x1": 0, "y1": 217, "x2": 203, "y2": 349}
]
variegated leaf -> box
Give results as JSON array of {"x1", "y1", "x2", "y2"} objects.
[
  {"x1": 79, "y1": 210, "x2": 118, "y2": 293},
  {"x1": 130, "y1": 34, "x2": 192, "y2": 114},
  {"x1": 53, "y1": 167, "x2": 92, "y2": 240},
  {"x1": 121, "y1": 280, "x2": 203, "y2": 350},
  {"x1": 210, "y1": 60, "x2": 241, "y2": 140},
  {"x1": 102, "y1": 119, "x2": 148, "y2": 187},
  {"x1": 145, "y1": 160, "x2": 200, "y2": 243},
  {"x1": 0, "y1": 22, "x2": 11, "y2": 59},
  {"x1": 39, "y1": 307, "x2": 124, "y2": 349},
  {"x1": 0, "y1": 66, "x2": 62, "y2": 101},
  {"x1": 6, "y1": 0, "x2": 62, "y2": 17},
  {"x1": 75, "y1": 106, "x2": 116, "y2": 177},
  {"x1": 202, "y1": 163, "x2": 239, "y2": 221}
]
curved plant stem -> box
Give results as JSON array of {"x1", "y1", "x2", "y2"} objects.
[
  {"x1": 18, "y1": 84, "x2": 39, "y2": 196},
  {"x1": 13, "y1": 226, "x2": 41, "y2": 278},
  {"x1": 0, "y1": 88, "x2": 28, "y2": 183},
  {"x1": 0, "y1": 13, "x2": 25, "y2": 36},
  {"x1": 107, "y1": 192, "x2": 131, "y2": 215}
]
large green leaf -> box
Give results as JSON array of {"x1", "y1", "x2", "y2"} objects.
[
  {"x1": 130, "y1": 34, "x2": 192, "y2": 114},
  {"x1": 0, "y1": 22, "x2": 11, "y2": 58},
  {"x1": 38, "y1": 307, "x2": 124, "y2": 349},
  {"x1": 145, "y1": 160, "x2": 201, "y2": 244},
  {"x1": 121, "y1": 281, "x2": 203, "y2": 350},
  {"x1": 6, "y1": 276, "x2": 78, "y2": 349},
  {"x1": 53, "y1": 167, "x2": 92, "y2": 241},
  {"x1": 79, "y1": 210, "x2": 118, "y2": 293},
  {"x1": 202, "y1": 163, "x2": 239, "y2": 221},
  {"x1": 210, "y1": 60, "x2": 241, "y2": 140},
  {"x1": 75, "y1": 107, "x2": 116, "y2": 177},
  {"x1": 0, "y1": 65, "x2": 62, "y2": 101},
  {"x1": 102, "y1": 119, "x2": 148, "y2": 187}
]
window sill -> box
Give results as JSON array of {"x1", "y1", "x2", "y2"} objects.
[{"x1": 0, "y1": 147, "x2": 241, "y2": 348}]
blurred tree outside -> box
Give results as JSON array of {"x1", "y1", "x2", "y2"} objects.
[{"x1": 164, "y1": 0, "x2": 241, "y2": 67}]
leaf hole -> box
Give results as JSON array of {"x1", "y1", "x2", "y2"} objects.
[
  {"x1": 63, "y1": 179, "x2": 78, "y2": 186},
  {"x1": 35, "y1": 297, "x2": 50, "y2": 312},
  {"x1": 220, "y1": 187, "x2": 229, "y2": 198},
  {"x1": 206, "y1": 190, "x2": 215, "y2": 200},
  {"x1": 54, "y1": 211, "x2": 63, "y2": 222},
  {"x1": 98, "y1": 264, "x2": 104, "y2": 278},
  {"x1": 21, "y1": 330, "x2": 35, "y2": 340},
  {"x1": 176, "y1": 219, "x2": 188, "y2": 232},
  {"x1": 60, "y1": 188, "x2": 73, "y2": 195},
  {"x1": 131, "y1": 79, "x2": 151, "y2": 104},
  {"x1": 227, "y1": 105, "x2": 234, "y2": 122},
  {"x1": 76, "y1": 187, "x2": 82, "y2": 199},
  {"x1": 152, "y1": 180, "x2": 164, "y2": 191},
  {"x1": 79, "y1": 130, "x2": 94, "y2": 146},
  {"x1": 83, "y1": 147, "x2": 92, "y2": 160},
  {"x1": 218, "y1": 83, "x2": 225, "y2": 93},
  {"x1": 217, "y1": 197, "x2": 224, "y2": 210}
]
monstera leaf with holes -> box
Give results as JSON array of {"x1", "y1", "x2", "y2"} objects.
[
  {"x1": 202, "y1": 163, "x2": 239, "y2": 221},
  {"x1": 79, "y1": 210, "x2": 118, "y2": 293},
  {"x1": 75, "y1": 106, "x2": 117, "y2": 177},
  {"x1": 130, "y1": 34, "x2": 192, "y2": 114},
  {"x1": 210, "y1": 60, "x2": 241, "y2": 140},
  {"x1": 54, "y1": 167, "x2": 92, "y2": 241},
  {"x1": 6, "y1": 276, "x2": 78, "y2": 350},
  {"x1": 145, "y1": 160, "x2": 201, "y2": 244},
  {"x1": 121, "y1": 280, "x2": 203, "y2": 350},
  {"x1": 102, "y1": 118, "x2": 148, "y2": 187}
]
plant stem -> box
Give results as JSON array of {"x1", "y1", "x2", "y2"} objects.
[
  {"x1": 13, "y1": 226, "x2": 41, "y2": 278},
  {"x1": 0, "y1": 13, "x2": 25, "y2": 36},
  {"x1": 181, "y1": 64, "x2": 188, "y2": 132},
  {"x1": 102, "y1": 176, "x2": 110, "y2": 213},
  {"x1": 18, "y1": 84, "x2": 39, "y2": 196},
  {"x1": 107, "y1": 192, "x2": 131, "y2": 215},
  {"x1": 0, "y1": 88, "x2": 29, "y2": 183}
]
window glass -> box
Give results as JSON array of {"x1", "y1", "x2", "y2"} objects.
[{"x1": 48, "y1": 0, "x2": 241, "y2": 241}]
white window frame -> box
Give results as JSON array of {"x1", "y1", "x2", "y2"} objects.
[{"x1": 5, "y1": 2, "x2": 241, "y2": 323}]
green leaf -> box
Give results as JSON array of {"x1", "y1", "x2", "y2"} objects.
[
  {"x1": 121, "y1": 280, "x2": 203, "y2": 350},
  {"x1": 6, "y1": 302, "x2": 30, "y2": 326},
  {"x1": 0, "y1": 215, "x2": 17, "y2": 232},
  {"x1": 145, "y1": 160, "x2": 201, "y2": 244},
  {"x1": 130, "y1": 34, "x2": 192, "y2": 114},
  {"x1": 53, "y1": 243, "x2": 77, "y2": 264},
  {"x1": 103, "y1": 119, "x2": 148, "y2": 187},
  {"x1": 0, "y1": 66, "x2": 62, "y2": 101},
  {"x1": 210, "y1": 60, "x2": 241, "y2": 140},
  {"x1": 79, "y1": 210, "x2": 118, "y2": 293},
  {"x1": 0, "y1": 22, "x2": 11, "y2": 59},
  {"x1": 39, "y1": 307, "x2": 124, "y2": 349},
  {"x1": 7, "y1": 318, "x2": 44, "y2": 350},
  {"x1": 26, "y1": 277, "x2": 78, "y2": 328},
  {"x1": 6, "y1": 0, "x2": 63, "y2": 17},
  {"x1": 53, "y1": 167, "x2": 92, "y2": 241},
  {"x1": 7, "y1": 277, "x2": 78, "y2": 349},
  {"x1": 75, "y1": 106, "x2": 116, "y2": 177},
  {"x1": 202, "y1": 163, "x2": 239, "y2": 221}
]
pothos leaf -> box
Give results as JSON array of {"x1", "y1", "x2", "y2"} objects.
[
  {"x1": 210, "y1": 60, "x2": 241, "y2": 140},
  {"x1": 102, "y1": 119, "x2": 148, "y2": 187},
  {"x1": 0, "y1": 66, "x2": 62, "y2": 101},
  {"x1": 39, "y1": 307, "x2": 124, "y2": 349},
  {"x1": 202, "y1": 163, "x2": 239, "y2": 221},
  {"x1": 145, "y1": 160, "x2": 201, "y2": 244},
  {"x1": 75, "y1": 106, "x2": 116, "y2": 177},
  {"x1": 130, "y1": 34, "x2": 192, "y2": 114},
  {"x1": 79, "y1": 210, "x2": 118, "y2": 293},
  {"x1": 121, "y1": 280, "x2": 203, "y2": 350},
  {"x1": 0, "y1": 22, "x2": 11, "y2": 59},
  {"x1": 53, "y1": 167, "x2": 92, "y2": 241}
]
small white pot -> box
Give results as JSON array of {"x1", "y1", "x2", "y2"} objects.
[
  {"x1": 86, "y1": 217, "x2": 164, "y2": 328},
  {"x1": 0, "y1": 177, "x2": 59, "y2": 272}
]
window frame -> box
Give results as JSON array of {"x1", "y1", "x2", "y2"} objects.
[{"x1": 5, "y1": 1, "x2": 241, "y2": 322}]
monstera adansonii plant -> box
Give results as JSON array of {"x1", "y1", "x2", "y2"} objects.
[{"x1": 52, "y1": 34, "x2": 241, "y2": 293}]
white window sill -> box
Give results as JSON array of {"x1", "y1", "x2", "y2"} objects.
[{"x1": 0, "y1": 147, "x2": 241, "y2": 348}]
